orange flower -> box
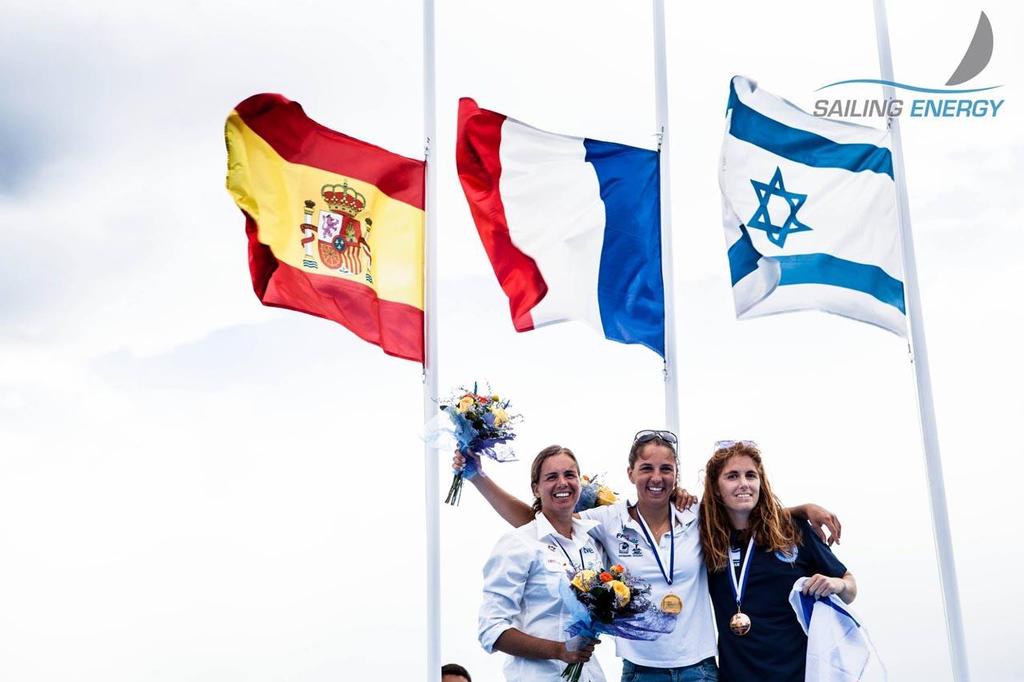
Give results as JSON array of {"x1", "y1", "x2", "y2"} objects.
[
  {"x1": 610, "y1": 564, "x2": 625, "y2": 575},
  {"x1": 599, "y1": 571, "x2": 613, "y2": 583}
]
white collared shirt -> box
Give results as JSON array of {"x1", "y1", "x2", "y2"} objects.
[
  {"x1": 479, "y1": 513, "x2": 608, "y2": 682},
  {"x1": 579, "y1": 501, "x2": 717, "y2": 668}
]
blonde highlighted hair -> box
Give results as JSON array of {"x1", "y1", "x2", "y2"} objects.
[{"x1": 699, "y1": 442, "x2": 800, "y2": 572}]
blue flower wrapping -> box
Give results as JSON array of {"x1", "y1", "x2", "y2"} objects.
[
  {"x1": 446, "y1": 409, "x2": 517, "y2": 479},
  {"x1": 574, "y1": 483, "x2": 599, "y2": 512},
  {"x1": 558, "y1": 579, "x2": 678, "y2": 642}
]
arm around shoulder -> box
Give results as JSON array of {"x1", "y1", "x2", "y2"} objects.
[{"x1": 789, "y1": 503, "x2": 842, "y2": 546}]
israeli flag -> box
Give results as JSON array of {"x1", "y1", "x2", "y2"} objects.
[
  {"x1": 720, "y1": 76, "x2": 906, "y2": 336},
  {"x1": 789, "y1": 578, "x2": 887, "y2": 681}
]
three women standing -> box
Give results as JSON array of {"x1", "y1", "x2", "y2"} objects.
[{"x1": 464, "y1": 432, "x2": 843, "y2": 681}]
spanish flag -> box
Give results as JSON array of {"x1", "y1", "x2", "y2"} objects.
[{"x1": 225, "y1": 94, "x2": 425, "y2": 362}]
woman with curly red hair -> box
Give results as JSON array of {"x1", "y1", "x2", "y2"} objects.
[{"x1": 701, "y1": 441, "x2": 856, "y2": 681}]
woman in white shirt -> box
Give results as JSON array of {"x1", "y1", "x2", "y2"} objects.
[
  {"x1": 478, "y1": 444, "x2": 608, "y2": 682},
  {"x1": 464, "y1": 431, "x2": 841, "y2": 682}
]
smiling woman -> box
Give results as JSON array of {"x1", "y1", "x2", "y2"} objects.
[
  {"x1": 478, "y1": 446, "x2": 608, "y2": 682},
  {"x1": 529, "y1": 446, "x2": 582, "y2": 517},
  {"x1": 700, "y1": 441, "x2": 857, "y2": 682}
]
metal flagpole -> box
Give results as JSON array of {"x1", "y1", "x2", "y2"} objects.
[
  {"x1": 872, "y1": 1, "x2": 970, "y2": 679},
  {"x1": 652, "y1": 0, "x2": 680, "y2": 436},
  {"x1": 422, "y1": 0, "x2": 441, "y2": 680}
]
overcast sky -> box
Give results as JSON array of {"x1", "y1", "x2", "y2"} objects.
[{"x1": 1, "y1": 1, "x2": 1022, "y2": 680}]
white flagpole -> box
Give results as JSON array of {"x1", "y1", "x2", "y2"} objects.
[
  {"x1": 652, "y1": 0, "x2": 680, "y2": 436},
  {"x1": 872, "y1": 1, "x2": 971, "y2": 679},
  {"x1": 422, "y1": 0, "x2": 441, "y2": 680}
]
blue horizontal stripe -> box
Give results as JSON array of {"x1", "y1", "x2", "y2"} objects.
[
  {"x1": 775, "y1": 253, "x2": 905, "y2": 314},
  {"x1": 799, "y1": 592, "x2": 862, "y2": 628},
  {"x1": 727, "y1": 224, "x2": 761, "y2": 286},
  {"x1": 584, "y1": 138, "x2": 665, "y2": 357},
  {"x1": 727, "y1": 81, "x2": 894, "y2": 179}
]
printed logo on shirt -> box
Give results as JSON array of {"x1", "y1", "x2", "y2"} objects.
[
  {"x1": 581, "y1": 546, "x2": 595, "y2": 555},
  {"x1": 616, "y1": 528, "x2": 643, "y2": 557},
  {"x1": 774, "y1": 545, "x2": 799, "y2": 564},
  {"x1": 729, "y1": 546, "x2": 741, "y2": 569},
  {"x1": 547, "y1": 544, "x2": 558, "y2": 553}
]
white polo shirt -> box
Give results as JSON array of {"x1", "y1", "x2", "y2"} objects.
[
  {"x1": 579, "y1": 501, "x2": 717, "y2": 668},
  {"x1": 479, "y1": 513, "x2": 608, "y2": 682}
]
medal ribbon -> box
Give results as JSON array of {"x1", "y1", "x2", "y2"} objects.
[
  {"x1": 553, "y1": 537, "x2": 586, "y2": 573},
  {"x1": 728, "y1": 536, "x2": 755, "y2": 611},
  {"x1": 634, "y1": 506, "x2": 675, "y2": 586}
]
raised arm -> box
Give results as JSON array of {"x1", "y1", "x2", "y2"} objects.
[
  {"x1": 454, "y1": 451, "x2": 534, "y2": 527},
  {"x1": 788, "y1": 503, "x2": 842, "y2": 546}
]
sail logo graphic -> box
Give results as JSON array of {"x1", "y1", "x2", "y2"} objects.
[{"x1": 813, "y1": 11, "x2": 1004, "y2": 119}]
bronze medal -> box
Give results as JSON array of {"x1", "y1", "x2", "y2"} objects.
[
  {"x1": 659, "y1": 593, "x2": 683, "y2": 614},
  {"x1": 729, "y1": 611, "x2": 752, "y2": 636}
]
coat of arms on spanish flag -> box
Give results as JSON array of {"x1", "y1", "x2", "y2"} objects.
[{"x1": 225, "y1": 94, "x2": 425, "y2": 362}]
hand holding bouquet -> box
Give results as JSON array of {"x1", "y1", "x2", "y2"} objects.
[
  {"x1": 433, "y1": 383, "x2": 521, "y2": 505},
  {"x1": 559, "y1": 565, "x2": 676, "y2": 682}
]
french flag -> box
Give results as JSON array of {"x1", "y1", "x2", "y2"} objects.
[{"x1": 456, "y1": 98, "x2": 666, "y2": 357}]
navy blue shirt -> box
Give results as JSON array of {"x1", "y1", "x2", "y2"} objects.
[{"x1": 707, "y1": 521, "x2": 848, "y2": 682}]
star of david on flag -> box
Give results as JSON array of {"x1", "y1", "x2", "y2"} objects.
[
  {"x1": 747, "y1": 167, "x2": 812, "y2": 247},
  {"x1": 719, "y1": 76, "x2": 906, "y2": 336}
]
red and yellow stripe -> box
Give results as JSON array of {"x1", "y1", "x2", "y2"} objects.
[{"x1": 225, "y1": 94, "x2": 425, "y2": 362}]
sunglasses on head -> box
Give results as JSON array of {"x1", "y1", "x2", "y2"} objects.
[
  {"x1": 714, "y1": 439, "x2": 758, "y2": 450},
  {"x1": 634, "y1": 430, "x2": 678, "y2": 446}
]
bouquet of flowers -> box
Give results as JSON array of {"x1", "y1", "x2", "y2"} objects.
[
  {"x1": 560, "y1": 565, "x2": 677, "y2": 682},
  {"x1": 574, "y1": 474, "x2": 618, "y2": 513},
  {"x1": 434, "y1": 383, "x2": 521, "y2": 505}
]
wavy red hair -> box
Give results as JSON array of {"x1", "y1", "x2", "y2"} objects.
[{"x1": 699, "y1": 442, "x2": 800, "y2": 572}]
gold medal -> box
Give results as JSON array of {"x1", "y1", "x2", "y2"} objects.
[
  {"x1": 659, "y1": 593, "x2": 683, "y2": 614},
  {"x1": 729, "y1": 611, "x2": 751, "y2": 636}
]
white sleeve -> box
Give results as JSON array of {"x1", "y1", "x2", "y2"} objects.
[
  {"x1": 478, "y1": 532, "x2": 533, "y2": 653},
  {"x1": 577, "y1": 502, "x2": 617, "y2": 525}
]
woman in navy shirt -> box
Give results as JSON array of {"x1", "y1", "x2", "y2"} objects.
[{"x1": 700, "y1": 441, "x2": 856, "y2": 682}]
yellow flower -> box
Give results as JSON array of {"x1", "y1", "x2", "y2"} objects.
[
  {"x1": 457, "y1": 396, "x2": 475, "y2": 413},
  {"x1": 595, "y1": 486, "x2": 618, "y2": 506},
  {"x1": 490, "y1": 406, "x2": 509, "y2": 426},
  {"x1": 491, "y1": 394, "x2": 500, "y2": 402},
  {"x1": 571, "y1": 569, "x2": 597, "y2": 592},
  {"x1": 608, "y1": 580, "x2": 631, "y2": 607}
]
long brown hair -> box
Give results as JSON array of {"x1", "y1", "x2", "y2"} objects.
[
  {"x1": 699, "y1": 442, "x2": 800, "y2": 571},
  {"x1": 530, "y1": 445, "x2": 578, "y2": 514}
]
